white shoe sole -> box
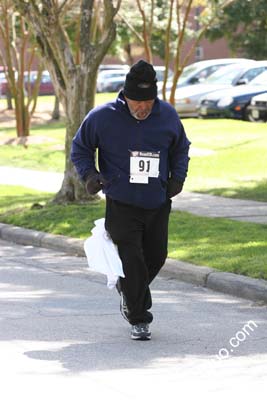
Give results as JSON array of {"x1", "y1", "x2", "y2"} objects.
[{"x1": 130, "y1": 333, "x2": 151, "y2": 340}]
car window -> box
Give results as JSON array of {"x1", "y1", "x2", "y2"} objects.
[
  {"x1": 42, "y1": 75, "x2": 51, "y2": 83},
  {"x1": 206, "y1": 64, "x2": 228, "y2": 76},
  {"x1": 241, "y1": 67, "x2": 267, "y2": 82},
  {"x1": 24, "y1": 73, "x2": 34, "y2": 83},
  {"x1": 205, "y1": 65, "x2": 245, "y2": 85},
  {"x1": 180, "y1": 65, "x2": 199, "y2": 79},
  {"x1": 179, "y1": 63, "x2": 232, "y2": 84},
  {"x1": 155, "y1": 68, "x2": 173, "y2": 81},
  {"x1": 99, "y1": 71, "x2": 126, "y2": 79},
  {"x1": 102, "y1": 73, "x2": 112, "y2": 79},
  {"x1": 194, "y1": 66, "x2": 216, "y2": 80},
  {"x1": 156, "y1": 70, "x2": 165, "y2": 81},
  {"x1": 111, "y1": 73, "x2": 126, "y2": 79},
  {"x1": 249, "y1": 70, "x2": 267, "y2": 85}
]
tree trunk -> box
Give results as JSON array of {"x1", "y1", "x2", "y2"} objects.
[
  {"x1": 52, "y1": 71, "x2": 99, "y2": 204},
  {"x1": 13, "y1": 0, "x2": 120, "y2": 203},
  {"x1": 124, "y1": 42, "x2": 134, "y2": 65},
  {"x1": 13, "y1": 90, "x2": 30, "y2": 137},
  {"x1": 6, "y1": 90, "x2": 12, "y2": 110},
  {"x1": 52, "y1": 96, "x2": 60, "y2": 120}
]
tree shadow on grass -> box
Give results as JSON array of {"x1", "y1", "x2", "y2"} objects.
[
  {"x1": 196, "y1": 179, "x2": 267, "y2": 203},
  {"x1": 0, "y1": 191, "x2": 51, "y2": 211}
]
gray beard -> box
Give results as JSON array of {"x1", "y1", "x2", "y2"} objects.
[{"x1": 130, "y1": 110, "x2": 151, "y2": 120}]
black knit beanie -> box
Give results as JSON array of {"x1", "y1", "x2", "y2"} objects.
[{"x1": 123, "y1": 59, "x2": 158, "y2": 101}]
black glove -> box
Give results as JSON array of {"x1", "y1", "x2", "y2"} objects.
[
  {"x1": 167, "y1": 177, "x2": 184, "y2": 198},
  {"x1": 85, "y1": 171, "x2": 105, "y2": 195}
]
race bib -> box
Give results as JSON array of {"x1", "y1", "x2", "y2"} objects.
[{"x1": 129, "y1": 151, "x2": 160, "y2": 184}]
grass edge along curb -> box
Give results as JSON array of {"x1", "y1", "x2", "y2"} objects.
[{"x1": 1, "y1": 222, "x2": 267, "y2": 304}]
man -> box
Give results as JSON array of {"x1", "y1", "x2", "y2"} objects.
[{"x1": 71, "y1": 60, "x2": 190, "y2": 341}]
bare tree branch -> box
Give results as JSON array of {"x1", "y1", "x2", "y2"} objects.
[
  {"x1": 149, "y1": 0, "x2": 154, "y2": 35},
  {"x1": 80, "y1": 0, "x2": 94, "y2": 57},
  {"x1": 136, "y1": 0, "x2": 153, "y2": 62},
  {"x1": 162, "y1": 0, "x2": 175, "y2": 100},
  {"x1": 117, "y1": 12, "x2": 144, "y2": 44},
  {"x1": 114, "y1": 0, "x2": 122, "y2": 14},
  {"x1": 169, "y1": 0, "x2": 238, "y2": 104},
  {"x1": 58, "y1": 0, "x2": 70, "y2": 13}
]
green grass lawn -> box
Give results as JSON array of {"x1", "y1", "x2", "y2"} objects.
[
  {"x1": 1, "y1": 185, "x2": 266, "y2": 280},
  {"x1": 0, "y1": 120, "x2": 65, "y2": 171},
  {"x1": 0, "y1": 92, "x2": 115, "y2": 111},
  {"x1": 0, "y1": 93, "x2": 118, "y2": 172},
  {"x1": 182, "y1": 118, "x2": 267, "y2": 202},
  {"x1": 0, "y1": 96, "x2": 66, "y2": 171}
]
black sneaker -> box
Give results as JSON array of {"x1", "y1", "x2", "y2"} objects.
[{"x1": 130, "y1": 323, "x2": 151, "y2": 340}]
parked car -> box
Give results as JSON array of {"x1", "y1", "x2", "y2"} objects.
[
  {"x1": 158, "y1": 58, "x2": 253, "y2": 92},
  {"x1": 165, "y1": 61, "x2": 267, "y2": 117},
  {"x1": 96, "y1": 69, "x2": 129, "y2": 92},
  {"x1": 0, "y1": 73, "x2": 9, "y2": 97},
  {"x1": 0, "y1": 70, "x2": 55, "y2": 97},
  {"x1": 99, "y1": 64, "x2": 129, "y2": 72},
  {"x1": 153, "y1": 66, "x2": 173, "y2": 83},
  {"x1": 97, "y1": 65, "x2": 173, "y2": 93},
  {"x1": 25, "y1": 70, "x2": 55, "y2": 95},
  {"x1": 247, "y1": 92, "x2": 267, "y2": 122},
  {"x1": 198, "y1": 69, "x2": 267, "y2": 120},
  {"x1": 38, "y1": 71, "x2": 54, "y2": 95}
]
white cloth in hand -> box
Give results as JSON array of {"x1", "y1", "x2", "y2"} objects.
[{"x1": 84, "y1": 218, "x2": 125, "y2": 289}]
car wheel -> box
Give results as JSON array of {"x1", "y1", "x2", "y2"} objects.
[
  {"x1": 247, "y1": 112, "x2": 259, "y2": 122},
  {"x1": 245, "y1": 107, "x2": 264, "y2": 123},
  {"x1": 243, "y1": 106, "x2": 252, "y2": 121},
  {"x1": 248, "y1": 109, "x2": 267, "y2": 122}
]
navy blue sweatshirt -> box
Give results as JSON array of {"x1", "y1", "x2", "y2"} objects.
[{"x1": 71, "y1": 92, "x2": 190, "y2": 209}]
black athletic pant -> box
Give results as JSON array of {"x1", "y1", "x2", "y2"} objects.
[{"x1": 105, "y1": 196, "x2": 171, "y2": 325}]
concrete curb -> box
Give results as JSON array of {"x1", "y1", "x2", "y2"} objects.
[
  {"x1": 1, "y1": 222, "x2": 267, "y2": 304},
  {"x1": 162, "y1": 261, "x2": 267, "y2": 303},
  {"x1": 0, "y1": 222, "x2": 84, "y2": 257}
]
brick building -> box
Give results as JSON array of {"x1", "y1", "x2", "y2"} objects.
[{"x1": 103, "y1": 35, "x2": 234, "y2": 67}]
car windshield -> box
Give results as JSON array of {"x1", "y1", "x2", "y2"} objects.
[
  {"x1": 204, "y1": 65, "x2": 245, "y2": 85},
  {"x1": 178, "y1": 65, "x2": 200, "y2": 83},
  {"x1": 249, "y1": 70, "x2": 267, "y2": 86},
  {"x1": 99, "y1": 71, "x2": 126, "y2": 79},
  {"x1": 155, "y1": 69, "x2": 173, "y2": 81}
]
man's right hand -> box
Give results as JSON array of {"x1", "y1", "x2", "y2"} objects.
[
  {"x1": 85, "y1": 171, "x2": 105, "y2": 195},
  {"x1": 167, "y1": 177, "x2": 184, "y2": 198}
]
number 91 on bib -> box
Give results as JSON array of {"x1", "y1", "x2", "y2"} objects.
[{"x1": 129, "y1": 151, "x2": 160, "y2": 184}]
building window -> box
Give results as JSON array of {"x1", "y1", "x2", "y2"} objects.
[{"x1": 195, "y1": 46, "x2": 204, "y2": 61}]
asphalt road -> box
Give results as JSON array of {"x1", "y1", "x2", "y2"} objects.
[{"x1": 1, "y1": 239, "x2": 267, "y2": 399}]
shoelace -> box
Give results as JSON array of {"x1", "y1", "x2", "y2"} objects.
[
  {"x1": 139, "y1": 327, "x2": 147, "y2": 333},
  {"x1": 135, "y1": 324, "x2": 149, "y2": 333}
]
